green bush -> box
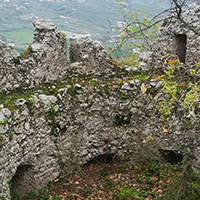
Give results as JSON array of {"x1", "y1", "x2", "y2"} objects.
[{"x1": 20, "y1": 46, "x2": 33, "y2": 59}]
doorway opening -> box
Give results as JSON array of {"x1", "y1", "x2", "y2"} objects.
[
  {"x1": 86, "y1": 153, "x2": 116, "y2": 164},
  {"x1": 10, "y1": 165, "x2": 35, "y2": 198},
  {"x1": 175, "y1": 34, "x2": 187, "y2": 63}
]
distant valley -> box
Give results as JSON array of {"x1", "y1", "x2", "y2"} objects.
[{"x1": 0, "y1": 0, "x2": 170, "y2": 51}]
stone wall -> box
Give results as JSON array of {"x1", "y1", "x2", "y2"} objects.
[
  {"x1": 0, "y1": 19, "x2": 68, "y2": 93},
  {"x1": 69, "y1": 36, "x2": 113, "y2": 76},
  {"x1": 0, "y1": 19, "x2": 200, "y2": 199},
  {"x1": 152, "y1": 2, "x2": 200, "y2": 66},
  {"x1": 1, "y1": 76, "x2": 199, "y2": 199},
  {"x1": 0, "y1": 75, "x2": 200, "y2": 199}
]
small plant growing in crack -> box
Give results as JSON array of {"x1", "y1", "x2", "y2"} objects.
[{"x1": 47, "y1": 106, "x2": 60, "y2": 137}]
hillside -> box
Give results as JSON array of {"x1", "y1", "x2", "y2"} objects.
[{"x1": 0, "y1": 0, "x2": 170, "y2": 50}]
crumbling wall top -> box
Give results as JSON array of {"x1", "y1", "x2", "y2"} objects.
[
  {"x1": 33, "y1": 19, "x2": 57, "y2": 31},
  {"x1": 0, "y1": 40, "x2": 19, "y2": 63},
  {"x1": 0, "y1": 19, "x2": 68, "y2": 92},
  {"x1": 69, "y1": 36, "x2": 113, "y2": 76}
]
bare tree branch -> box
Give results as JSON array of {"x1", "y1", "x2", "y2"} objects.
[{"x1": 113, "y1": 0, "x2": 200, "y2": 55}]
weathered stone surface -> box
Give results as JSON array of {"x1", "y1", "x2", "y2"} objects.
[
  {"x1": 0, "y1": 16, "x2": 200, "y2": 200},
  {"x1": 0, "y1": 40, "x2": 19, "y2": 63},
  {"x1": 69, "y1": 36, "x2": 113, "y2": 76},
  {"x1": 0, "y1": 19, "x2": 68, "y2": 93},
  {"x1": 138, "y1": 52, "x2": 153, "y2": 71},
  {"x1": 33, "y1": 19, "x2": 57, "y2": 31},
  {"x1": 152, "y1": 2, "x2": 200, "y2": 66},
  {"x1": 15, "y1": 99, "x2": 26, "y2": 106},
  {"x1": 0, "y1": 79, "x2": 199, "y2": 199}
]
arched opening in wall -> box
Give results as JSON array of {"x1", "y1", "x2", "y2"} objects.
[
  {"x1": 10, "y1": 165, "x2": 36, "y2": 198},
  {"x1": 159, "y1": 149, "x2": 184, "y2": 164},
  {"x1": 86, "y1": 153, "x2": 116, "y2": 164},
  {"x1": 175, "y1": 34, "x2": 187, "y2": 63}
]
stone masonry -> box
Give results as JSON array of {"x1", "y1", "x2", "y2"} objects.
[
  {"x1": 0, "y1": 19, "x2": 68, "y2": 93},
  {"x1": 152, "y1": 2, "x2": 200, "y2": 66},
  {"x1": 0, "y1": 18, "x2": 200, "y2": 199}
]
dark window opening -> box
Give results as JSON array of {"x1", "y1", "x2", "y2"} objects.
[
  {"x1": 86, "y1": 153, "x2": 116, "y2": 164},
  {"x1": 159, "y1": 149, "x2": 184, "y2": 164},
  {"x1": 10, "y1": 165, "x2": 35, "y2": 198},
  {"x1": 175, "y1": 34, "x2": 187, "y2": 63}
]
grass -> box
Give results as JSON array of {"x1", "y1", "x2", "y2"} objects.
[
  {"x1": 0, "y1": 89, "x2": 33, "y2": 111},
  {"x1": 20, "y1": 45, "x2": 33, "y2": 59},
  {"x1": 0, "y1": 81, "x2": 65, "y2": 111}
]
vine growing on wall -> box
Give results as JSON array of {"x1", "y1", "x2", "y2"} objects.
[{"x1": 155, "y1": 59, "x2": 200, "y2": 121}]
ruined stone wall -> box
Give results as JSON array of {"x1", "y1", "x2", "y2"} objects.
[
  {"x1": 152, "y1": 3, "x2": 200, "y2": 66},
  {"x1": 1, "y1": 74, "x2": 200, "y2": 199},
  {"x1": 0, "y1": 19, "x2": 68, "y2": 93},
  {"x1": 0, "y1": 19, "x2": 200, "y2": 200},
  {"x1": 69, "y1": 36, "x2": 113, "y2": 76}
]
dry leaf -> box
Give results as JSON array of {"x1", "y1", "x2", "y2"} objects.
[
  {"x1": 151, "y1": 176, "x2": 158, "y2": 181},
  {"x1": 141, "y1": 83, "x2": 147, "y2": 94},
  {"x1": 168, "y1": 59, "x2": 175, "y2": 65},
  {"x1": 162, "y1": 126, "x2": 168, "y2": 132},
  {"x1": 157, "y1": 189, "x2": 163, "y2": 194}
]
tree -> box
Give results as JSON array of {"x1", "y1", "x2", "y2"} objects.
[{"x1": 114, "y1": 0, "x2": 200, "y2": 56}]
